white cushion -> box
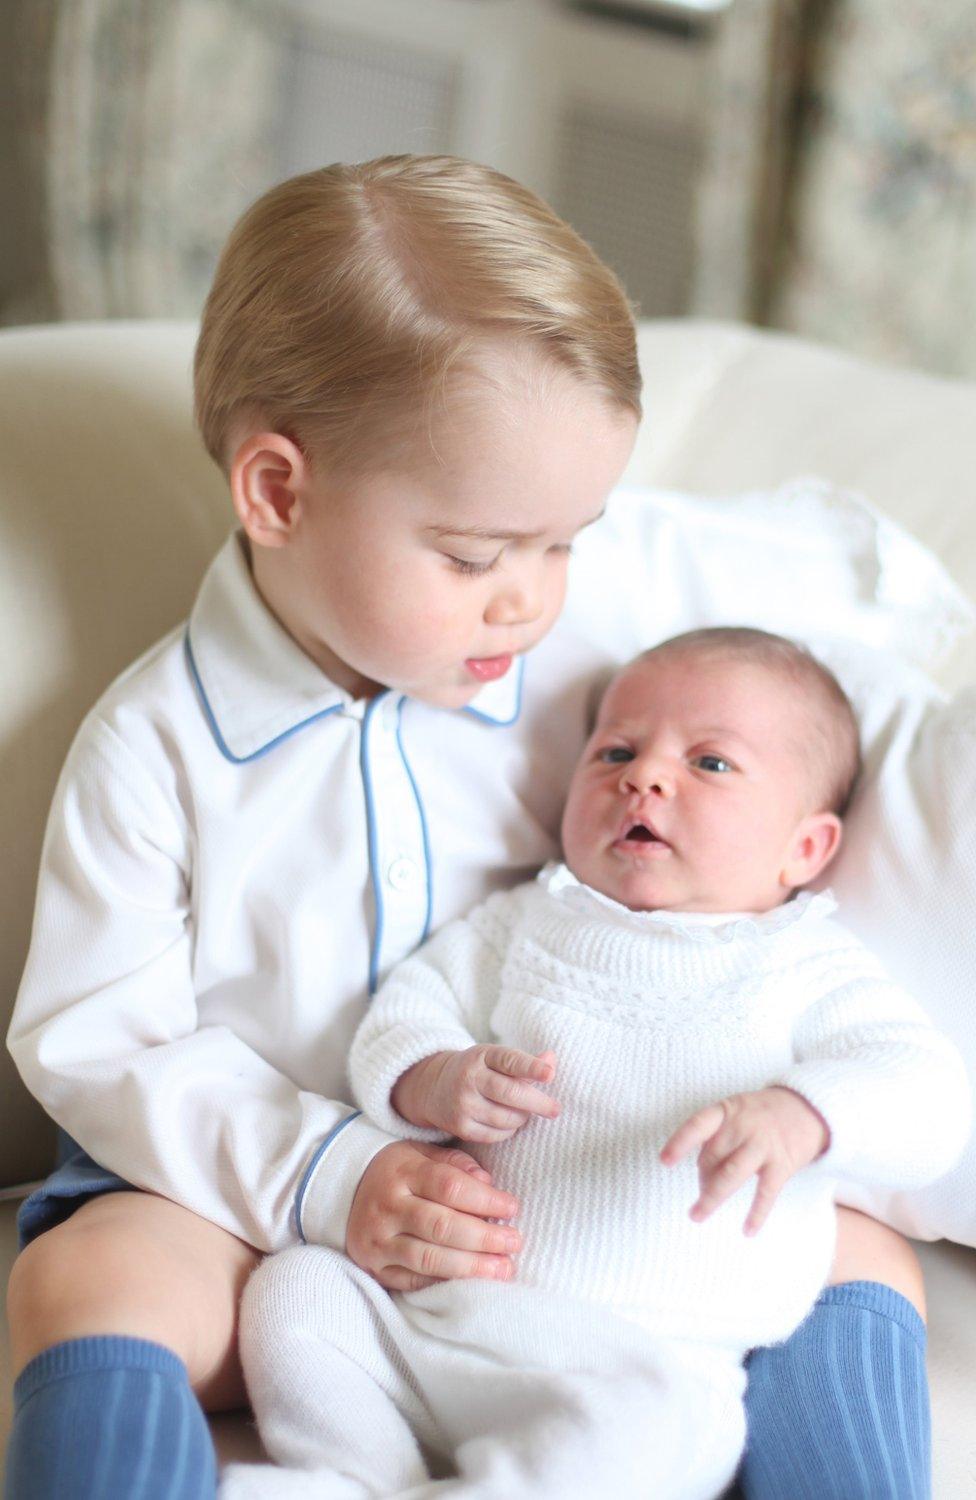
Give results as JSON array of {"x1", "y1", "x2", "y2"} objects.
[{"x1": 818, "y1": 658, "x2": 976, "y2": 1244}]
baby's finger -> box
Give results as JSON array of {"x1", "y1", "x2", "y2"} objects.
[
  {"x1": 691, "y1": 1141, "x2": 764, "y2": 1222},
  {"x1": 485, "y1": 1046, "x2": 555, "y2": 1084},
  {"x1": 743, "y1": 1164, "x2": 790, "y2": 1237},
  {"x1": 471, "y1": 1101, "x2": 531, "y2": 1133},
  {"x1": 660, "y1": 1104, "x2": 727, "y2": 1165},
  {"x1": 480, "y1": 1071, "x2": 560, "y2": 1120}
]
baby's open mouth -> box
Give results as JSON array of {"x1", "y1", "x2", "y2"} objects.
[{"x1": 617, "y1": 819, "x2": 671, "y2": 849}]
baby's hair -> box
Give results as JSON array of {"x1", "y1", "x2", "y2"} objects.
[
  {"x1": 194, "y1": 154, "x2": 642, "y2": 480},
  {"x1": 631, "y1": 627, "x2": 862, "y2": 816}
]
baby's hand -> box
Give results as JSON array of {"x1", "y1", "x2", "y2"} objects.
[
  {"x1": 660, "y1": 1086, "x2": 830, "y2": 1235},
  {"x1": 393, "y1": 1046, "x2": 559, "y2": 1142}
]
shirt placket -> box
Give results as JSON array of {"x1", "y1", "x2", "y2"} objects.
[{"x1": 360, "y1": 692, "x2": 432, "y2": 994}]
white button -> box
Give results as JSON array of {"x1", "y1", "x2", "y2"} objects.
[{"x1": 387, "y1": 856, "x2": 419, "y2": 891}]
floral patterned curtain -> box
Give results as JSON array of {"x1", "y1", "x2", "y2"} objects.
[
  {"x1": 769, "y1": 1, "x2": 976, "y2": 378},
  {"x1": 6, "y1": 0, "x2": 976, "y2": 377}
]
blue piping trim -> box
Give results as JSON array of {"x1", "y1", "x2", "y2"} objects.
[
  {"x1": 184, "y1": 631, "x2": 343, "y2": 764},
  {"x1": 462, "y1": 654, "x2": 525, "y2": 726},
  {"x1": 360, "y1": 695, "x2": 387, "y2": 996},
  {"x1": 395, "y1": 700, "x2": 433, "y2": 945},
  {"x1": 294, "y1": 1111, "x2": 363, "y2": 1244}
]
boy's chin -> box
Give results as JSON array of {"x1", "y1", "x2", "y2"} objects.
[{"x1": 406, "y1": 678, "x2": 483, "y2": 711}]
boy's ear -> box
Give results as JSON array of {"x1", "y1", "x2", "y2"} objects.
[
  {"x1": 230, "y1": 433, "x2": 310, "y2": 548},
  {"x1": 779, "y1": 811, "x2": 843, "y2": 891}
]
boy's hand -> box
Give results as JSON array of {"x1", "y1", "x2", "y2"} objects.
[
  {"x1": 660, "y1": 1086, "x2": 830, "y2": 1236},
  {"x1": 392, "y1": 1046, "x2": 559, "y2": 1143},
  {"x1": 346, "y1": 1140, "x2": 522, "y2": 1292}
]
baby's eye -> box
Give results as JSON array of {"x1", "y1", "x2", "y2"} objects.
[
  {"x1": 690, "y1": 754, "x2": 733, "y2": 774},
  {"x1": 447, "y1": 554, "x2": 501, "y2": 577},
  {"x1": 599, "y1": 747, "x2": 633, "y2": 764},
  {"x1": 548, "y1": 542, "x2": 574, "y2": 558}
]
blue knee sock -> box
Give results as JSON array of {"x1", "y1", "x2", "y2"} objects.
[
  {"x1": 4, "y1": 1336, "x2": 217, "y2": 1499},
  {"x1": 738, "y1": 1280, "x2": 930, "y2": 1500}
]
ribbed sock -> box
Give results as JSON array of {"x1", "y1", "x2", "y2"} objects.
[
  {"x1": 737, "y1": 1280, "x2": 930, "y2": 1500},
  {"x1": 4, "y1": 1336, "x2": 217, "y2": 1500}
]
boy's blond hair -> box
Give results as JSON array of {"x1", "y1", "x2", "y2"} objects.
[{"x1": 194, "y1": 155, "x2": 642, "y2": 480}]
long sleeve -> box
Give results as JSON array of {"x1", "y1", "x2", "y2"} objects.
[
  {"x1": 774, "y1": 942, "x2": 971, "y2": 1189},
  {"x1": 349, "y1": 891, "x2": 524, "y2": 1140},
  {"x1": 7, "y1": 717, "x2": 395, "y2": 1254}
]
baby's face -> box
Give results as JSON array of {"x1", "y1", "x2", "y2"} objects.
[{"x1": 561, "y1": 652, "x2": 833, "y2": 914}]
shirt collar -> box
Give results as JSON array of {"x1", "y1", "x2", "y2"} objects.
[{"x1": 186, "y1": 531, "x2": 523, "y2": 762}]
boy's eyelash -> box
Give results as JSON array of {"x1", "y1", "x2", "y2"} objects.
[
  {"x1": 446, "y1": 543, "x2": 573, "y2": 578},
  {"x1": 447, "y1": 555, "x2": 500, "y2": 576}
]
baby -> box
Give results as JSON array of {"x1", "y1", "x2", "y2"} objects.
[{"x1": 223, "y1": 628, "x2": 969, "y2": 1500}]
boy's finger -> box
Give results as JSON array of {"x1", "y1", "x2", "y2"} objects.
[
  {"x1": 480, "y1": 1072, "x2": 560, "y2": 1118},
  {"x1": 374, "y1": 1267, "x2": 441, "y2": 1293},
  {"x1": 660, "y1": 1104, "x2": 726, "y2": 1164},
  {"x1": 690, "y1": 1141, "x2": 764, "y2": 1221},
  {"x1": 485, "y1": 1046, "x2": 554, "y2": 1083},
  {"x1": 427, "y1": 1146, "x2": 492, "y2": 1184},
  {"x1": 412, "y1": 1160, "x2": 519, "y2": 1222},
  {"x1": 743, "y1": 1165, "x2": 789, "y2": 1236},
  {"x1": 392, "y1": 1235, "x2": 516, "y2": 1284},
  {"x1": 402, "y1": 1198, "x2": 522, "y2": 1257}
]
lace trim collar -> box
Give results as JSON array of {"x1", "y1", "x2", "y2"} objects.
[{"x1": 536, "y1": 862, "x2": 837, "y2": 944}]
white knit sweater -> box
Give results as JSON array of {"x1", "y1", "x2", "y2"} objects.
[{"x1": 350, "y1": 865, "x2": 969, "y2": 1352}]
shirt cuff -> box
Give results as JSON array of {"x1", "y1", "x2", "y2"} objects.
[{"x1": 295, "y1": 1113, "x2": 399, "y2": 1251}]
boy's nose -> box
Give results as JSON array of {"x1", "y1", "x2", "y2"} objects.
[{"x1": 484, "y1": 582, "x2": 544, "y2": 628}]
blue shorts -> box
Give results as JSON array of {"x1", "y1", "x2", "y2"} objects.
[{"x1": 17, "y1": 1128, "x2": 135, "y2": 1251}]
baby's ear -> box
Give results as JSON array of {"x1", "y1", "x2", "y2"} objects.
[{"x1": 779, "y1": 812, "x2": 843, "y2": 890}]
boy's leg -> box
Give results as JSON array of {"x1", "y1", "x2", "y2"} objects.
[
  {"x1": 739, "y1": 1283, "x2": 930, "y2": 1500},
  {"x1": 5, "y1": 1190, "x2": 261, "y2": 1499},
  {"x1": 224, "y1": 1246, "x2": 436, "y2": 1495},
  {"x1": 737, "y1": 1209, "x2": 931, "y2": 1500}
]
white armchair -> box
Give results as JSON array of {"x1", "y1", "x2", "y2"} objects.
[{"x1": 1, "y1": 319, "x2": 974, "y2": 1490}]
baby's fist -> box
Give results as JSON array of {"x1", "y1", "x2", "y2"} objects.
[{"x1": 394, "y1": 1046, "x2": 559, "y2": 1143}]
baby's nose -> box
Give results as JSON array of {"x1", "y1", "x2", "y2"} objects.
[{"x1": 620, "y1": 758, "x2": 675, "y2": 798}]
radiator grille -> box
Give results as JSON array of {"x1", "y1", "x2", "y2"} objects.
[
  {"x1": 552, "y1": 99, "x2": 704, "y2": 316},
  {"x1": 274, "y1": 24, "x2": 459, "y2": 175}
]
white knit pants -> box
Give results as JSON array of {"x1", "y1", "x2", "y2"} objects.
[{"x1": 220, "y1": 1246, "x2": 747, "y2": 1500}]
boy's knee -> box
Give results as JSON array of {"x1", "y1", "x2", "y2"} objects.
[
  {"x1": 829, "y1": 1207, "x2": 927, "y2": 1322},
  {"x1": 7, "y1": 1210, "x2": 190, "y2": 1376},
  {"x1": 7, "y1": 1194, "x2": 258, "y2": 1392}
]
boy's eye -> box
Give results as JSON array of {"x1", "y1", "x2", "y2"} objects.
[
  {"x1": 446, "y1": 554, "x2": 501, "y2": 577},
  {"x1": 549, "y1": 542, "x2": 574, "y2": 558},
  {"x1": 690, "y1": 754, "x2": 733, "y2": 774},
  {"x1": 599, "y1": 747, "x2": 633, "y2": 764}
]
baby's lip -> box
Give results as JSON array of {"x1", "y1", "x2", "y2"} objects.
[{"x1": 615, "y1": 813, "x2": 672, "y2": 848}]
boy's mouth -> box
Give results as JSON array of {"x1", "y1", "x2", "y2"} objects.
[{"x1": 465, "y1": 654, "x2": 513, "y2": 682}]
